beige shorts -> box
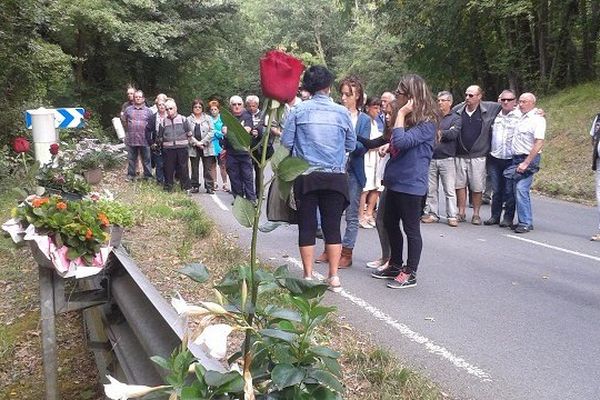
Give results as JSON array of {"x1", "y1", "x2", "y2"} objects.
[{"x1": 454, "y1": 156, "x2": 486, "y2": 192}]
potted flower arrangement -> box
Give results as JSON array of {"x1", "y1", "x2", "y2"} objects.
[
  {"x1": 76, "y1": 152, "x2": 103, "y2": 184},
  {"x1": 4, "y1": 193, "x2": 133, "y2": 277}
]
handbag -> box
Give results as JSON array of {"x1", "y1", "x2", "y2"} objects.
[{"x1": 266, "y1": 178, "x2": 297, "y2": 224}]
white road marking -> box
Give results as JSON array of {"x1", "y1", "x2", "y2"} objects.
[
  {"x1": 286, "y1": 256, "x2": 492, "y2": 382},
  {"x1": 211, "y1": 194, "x2": 229, "y2": 211},
  {"x1": 505, "y1": 234, "x2": 600, "y2": 262}
]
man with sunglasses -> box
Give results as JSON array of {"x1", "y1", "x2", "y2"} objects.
[
  {"x1": 453, "y1": 85, "x2": 501, "y2": 225},
  {"x1": 484, "y1": 89, "x2": 520, "y2": 227}
]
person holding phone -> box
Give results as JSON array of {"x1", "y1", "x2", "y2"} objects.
[{"x1": 370, "y1": 74, "x2": 441, "y2": 289}]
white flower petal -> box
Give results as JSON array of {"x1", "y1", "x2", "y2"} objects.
[
  {"x1": 194, "y1": 324, "x2": 233, "y2": 360},
  {"x1": 170, "y1": 293, "x2": 209, "y2": 316},
  {"x1": 103, "y1": 375, "x2": 168, "y2": 400}
]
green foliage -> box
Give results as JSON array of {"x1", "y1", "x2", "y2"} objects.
[
  {"x1": 37, "y1": 162, "x2": 91, "y2": 196},
  {"x1": 96, "y1": 199, "x2": 133, "y2": 227},
  {"x1": 178, "y1": 263, "x2": 210, "y2": 284}
]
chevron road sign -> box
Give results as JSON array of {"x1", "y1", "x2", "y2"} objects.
[{"x1": 25, "y1": 108, "x2": 85, "y2": 129}]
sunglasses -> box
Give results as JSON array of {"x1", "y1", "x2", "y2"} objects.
[
  {"x1": 465, "y1": 93, "x2": 477, "y2": 98},
  {"x1": 193, "y1": 105, "x2": 203, "y2": 108},
  {"x1": 500, "y1": 98, "x2": 515, "y2": 102},
  {"x1": 167, "y1": 107, "x2": 175, "y2": 110},
  {"x1": 231, "y1": 103, "x2": 243, "y2": 106},
  {"x1": 395, "y1": 89, "x2": 407, "y2": 96}
]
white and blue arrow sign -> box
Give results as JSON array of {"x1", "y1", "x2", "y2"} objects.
[{"x1": 25, "y1": 108, "x2": 85, "y2": 129}]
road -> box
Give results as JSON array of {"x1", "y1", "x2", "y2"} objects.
[{"x1": 193, "y1": 187, "x2": 600, "y2": 400}]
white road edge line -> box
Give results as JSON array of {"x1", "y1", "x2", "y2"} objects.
[
  {"x1": 286, "y1": 256, "x2": 492, "y2": 382},
  {"x1": 211, "y1": 194, "x2": 229, "y2": 211},
  {"x1": 505, "y1": 234, "x2": 600, "y2": 262}
]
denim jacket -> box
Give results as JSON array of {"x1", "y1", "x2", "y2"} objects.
[{"x1": 282, "y1": 93, "x2": 356, "y2": 173}]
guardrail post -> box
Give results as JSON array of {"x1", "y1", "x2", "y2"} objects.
[{"x1": 39, "y1": 265, "x2": 58, "y2": 400}]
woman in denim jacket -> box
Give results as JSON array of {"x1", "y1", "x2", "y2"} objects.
[{"x1": 282, "y1": 65, "x2": 356, "y2": 292}]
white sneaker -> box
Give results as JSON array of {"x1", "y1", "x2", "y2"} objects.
[{"x1": 366, "y1": 258, "x2": 386, "y2": 269}]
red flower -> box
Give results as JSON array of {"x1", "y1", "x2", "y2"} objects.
[
  {"x1": 49, "y1": 143, "x2": 60, "y2": 155},
  {"x1": 259, "y1": 50, "x2": 305, "y2": 103},
  {"x1": 12, "y1": 137, "x2": 30, "y2": 153},
  {"x1": 56, "y1": 201, "x2": 67, "y2": 211},
  {"x1": 83, "y1": 111, "x2": 92, "y2": 120}
]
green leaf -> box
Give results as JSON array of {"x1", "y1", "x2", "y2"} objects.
[
  {"x1": 274, "y1": 265, "x2": 290, "y2": 279},
  {"x1": 232, "y1": 196, "x2": 255, "y2": 228},
  {"x1": 277, "y1": 156, "x2": 309, "y2": 182},
  {"x1": 204, "y1": 371, "x2": 244, "y2": 394},
  {"x1": 150, "y1": 355, "x2": 170, "y2": 371},
  {"x1": 281, "y1": 277, "x2": 328, "y2": 299},
  {"x1": 277, "y1": 320, "x2": 296, "y2": 332},
  {"x1": 309, "y1": 305, "x2": 337, "y2": 319},
  {"x1": 66, "y1": 247, "x2": 81, "y2": 260},
  {"x1": 321, "y1": 356, "x2": 342, "y2": 378},
  {"x1": 194, "y1": 363, "x2": 207, "y2": 386},
  {"x1": 288, "y1": 296, "x2": 310, "y2": 315},
  {"x1": 178, "y1": 263, "x2": 210, "y2": 283},
  {"x1": 271, "y1": 364, "x2": 306, "y2": 389},
  {"x1": 220, "y1": 107, "x2": 251, "y2": 152},
  {"x1": 180, "y1": 384, "x2": 203, "y2": 400},
  {"x1": 270, "y1": 145, "x2": 290, "y2": 171},
  {"x1": 276, "y1": 177, "x2": 293, "y2": 202},
  {"x1": 308, "y1": 369, "x2": 343, "y2": 393},
  {"x1": 309, "y1": 386, "x2": 342, "y2": 400},
  {"x1": 267, "y1": 307, "x2": 302, "y2": 322},
  {"x1": 309, "y1": 346, "x2": 341, "y2": 359},
  {"x1": 259, "y1": 328, "x2": 298, "y2": 343}
]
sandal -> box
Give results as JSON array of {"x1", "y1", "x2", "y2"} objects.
[
  {"x1": 457, "y1": 213, "x2": 466, "y2": 222},
  {"x1": 327, "y1": 276, "x2": 342, "y2": 293}
]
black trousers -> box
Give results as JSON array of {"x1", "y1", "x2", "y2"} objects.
[
  {"x1": 226, "y1": 153, "x2": 256, "y2": 200},
  {"x1": 295, "y1": 189, "x2": 347, "y2": 247},
  {"x1": 190, "y1": 155, "x2": 217, "y2": 190},
  {"x1": 163, "y1": 147, "x2": 190, "y2": 191},
  {"x1": 384, "y1": 190, "x2": 424, "y2": 274}
]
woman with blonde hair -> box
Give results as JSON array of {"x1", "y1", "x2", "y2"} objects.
[{"x1": 371, "y1": 74, "x2": 441, "y2": 289}]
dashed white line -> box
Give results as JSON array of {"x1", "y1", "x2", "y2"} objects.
[
  {"x1": 211, "y1": 194, "x2": 229, "y2": 211},
  {"x1": 286, "y1": 256, "x2": 492, "y2": 382},
  {"x1": 505, "y1": 234, "x2": 600, "y2": 262}
]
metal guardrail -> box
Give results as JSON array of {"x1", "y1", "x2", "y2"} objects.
[{"x1": 80, "y1": 248, "x2": 225, "y2": 388}]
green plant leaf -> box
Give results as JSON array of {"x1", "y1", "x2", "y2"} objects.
[
  {"x1": 178, "y1": 263, "x2": 210, "y2": 283},
  {"x1": 204, "y1": 371, "x2": 244, "y2": 394},
  {"x1": 150, "y1": 355, "x2": 170, "y2": 371},
  {"x1": 220, "y1": 107, "x2": 251, "y2": 152},
  {"x1": 274, "y1": 265, "x2": 290, "y2": 279},
  {"x1": 309, "y1": 386, "x2": 342, "y2": 400},
  {"x1": 270, "y1": 145, "x2": 290, "y2": 171},
  {"x1": 311, "y1": 369, "x2": 344, "y2": 392},
  {"x1": 277, "y1": 156, "x2": 309, "y2": 182},
  {"x1": 309, "y1": 305, "x2": 337, "y2": 319},
  {"x1": 259, "y1": 328, "x2": 298, "y2": 343},
  {"x1": 232, "y1": 196, "x2": 255, "y2": 228},
  {"x1": 194, "y1": 363, "x2": 207, "y2": 386},
  {"x1": 276, "y1": 178, "x2": 293, "y2": 202},
  {"x1": 309, "y1": 346, "x2": 341, "y2": 359},
  {"x1": 281, "y1": 277, "x2": 328, "y2": 298},
  {"x1": 321, "y1": 356, "x2": 342, "y2": 378},
  {"x1": 271, "y1": 364, "x2": 305, "y2": 389},
  {"x1": 180, "y1": 384, "x2": 202, "y2": 400},
  {"x1": 267, "y1": 307, "x2": 302, "y2": 322},
  {"x1": 308, "y1": 369, "x2": 344, "y2": 393}
]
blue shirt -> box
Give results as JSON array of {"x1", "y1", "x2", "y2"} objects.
[{"x1": 282, "y1": 93, "x2": 356, "y2": 173}]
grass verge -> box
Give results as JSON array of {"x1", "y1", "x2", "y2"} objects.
[
  {"x1": 535, "y1": 81, "x2": 600, "y2": 203},
  {"x1": 1, "y1": 169, "x2": 446, "y2": 399}
]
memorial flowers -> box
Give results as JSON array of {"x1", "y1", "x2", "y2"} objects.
[{"x1": 3, "y1": 192, "x2": 133, "y2": 277}]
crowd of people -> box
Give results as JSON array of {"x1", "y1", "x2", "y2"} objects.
[{"x1": 119, "y1": 67, "x2": 548, "y2": 293}]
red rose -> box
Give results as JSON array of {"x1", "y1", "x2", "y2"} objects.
[
  {"x1": 259, "y1": 50, "x2": 305, "y2": 103},
  {"x1": 83, "y1": 111, "x2": 92, "y2": 120},
  {"x1": 50, "y1": 143, "x2": 60, "y2": 155},
  {"x1": 12, "y1": 137, "x2": 30, "y2": 153}
]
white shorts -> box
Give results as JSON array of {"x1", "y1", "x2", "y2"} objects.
[{"x1": 454, "y1": 156, "x2": 486, "y2": 192}]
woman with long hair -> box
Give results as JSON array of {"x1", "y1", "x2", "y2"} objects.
[
  {"x1": 371, "y1": 74, "x2": 441, "y2": 289},
  {"x1": 360, "y1": 96, "x2": 384, "y2": 229},
  {"x1": 208, "y1": 100, "x2": 229, "y2": 192}
]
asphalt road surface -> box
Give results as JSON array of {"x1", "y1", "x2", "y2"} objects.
[{"x1": 193, "y1": 187, "x2": 600, "y2": 400}]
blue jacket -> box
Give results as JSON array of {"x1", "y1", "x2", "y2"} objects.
[
  {"x1": 282, "y1": 93, "x2": 356, "y2": 173},
  {"x1": 383, "y1": 122, "x2": 436, "y2": 196},
  {"x1": 348, "y1": 112, "x2": 371, "y2": 188}
]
